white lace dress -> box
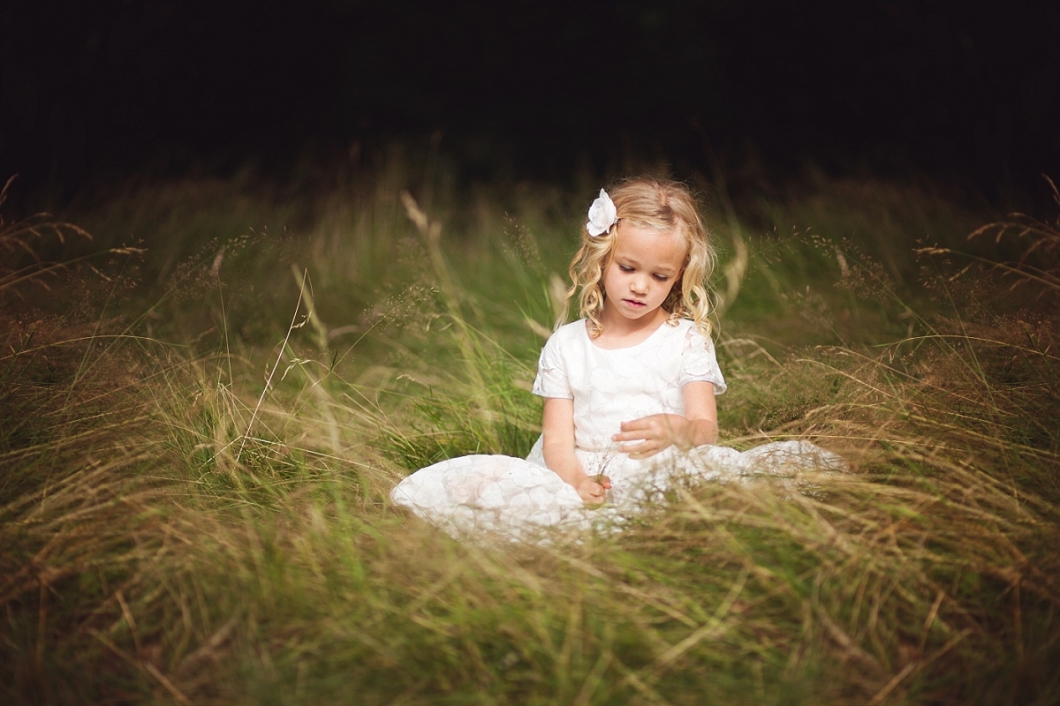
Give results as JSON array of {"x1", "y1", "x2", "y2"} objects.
[{"x1": 390, "y1": 319, "x2": 841, "y2": 540}]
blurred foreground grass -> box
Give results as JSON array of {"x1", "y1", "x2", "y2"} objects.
[{"x1": 2, "y1": 160, "x2": 1059, "y2": 705}]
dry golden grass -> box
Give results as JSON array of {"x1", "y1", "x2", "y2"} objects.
[{"x1": 2, "y1": 166, "x2": 1058, "y2": 704}]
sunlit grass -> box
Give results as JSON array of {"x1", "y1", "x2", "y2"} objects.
[{"x1": 2, "y1": 160, "x2": 1058, "y2": 704}]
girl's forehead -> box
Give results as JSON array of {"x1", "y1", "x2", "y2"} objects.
[
  {"x1": 613, "y1": 222, "x2": 687, "y2": 266},
  {"x1": 616, "y1": 220, "x2": 685, "y2": 243},
  {"x1": 619, "y1": 218, "x2": 685, "y2": 239}
]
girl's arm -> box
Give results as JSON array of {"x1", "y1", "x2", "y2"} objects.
[
  {"x1": 612, "y1": 381, "x2": 719, "y2": 459},
  {"x1": 542, "y1": 397, "x2": 609, "y2": 503}
]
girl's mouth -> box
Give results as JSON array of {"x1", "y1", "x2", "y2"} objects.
[{"x1": 623, "y1": 298, "x2": 646, "y2": 308}]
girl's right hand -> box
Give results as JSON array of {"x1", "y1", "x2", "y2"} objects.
[{"x1": 576, "y1": 475, "x2": 611, "y2": 504}]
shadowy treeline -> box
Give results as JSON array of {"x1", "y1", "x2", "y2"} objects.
[{"x1": 2, "y1": 0, "x2": 1058, "y2": 208}]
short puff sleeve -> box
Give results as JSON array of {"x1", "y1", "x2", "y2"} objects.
[
  {"x1": 679, "y1": 325, "x2": 727, "y2": 394},
  {"x1": 531, "y1": 333, "x2": 573, "y2": 399}
]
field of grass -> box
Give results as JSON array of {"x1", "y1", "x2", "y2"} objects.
[{"x1": 2, "y1": 159, "x2": 1059, "y2": 705}]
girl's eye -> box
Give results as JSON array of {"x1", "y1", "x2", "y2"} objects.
[
  {"x1": 653, "y1": 274, "x2": 669, "y2": 281},
  {"x1": 618, "y1": 265, "x2": 633, "y2": 272}
]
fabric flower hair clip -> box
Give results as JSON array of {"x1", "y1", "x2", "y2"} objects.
[{"x1": 586, "y1": 188, "x2": 617, "y2": 237}]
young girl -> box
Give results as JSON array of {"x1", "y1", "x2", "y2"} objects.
[{"x1": 391, "y1": 178, "x2": 840, "y2": 539}]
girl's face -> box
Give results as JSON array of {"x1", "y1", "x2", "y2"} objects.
[{"x1": 601, "y1": 221, "x2": 687, "y2": 326}]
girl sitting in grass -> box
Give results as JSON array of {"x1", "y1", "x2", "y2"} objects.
[{"x1": 392, "y1": 177, "x2": 841, "y2": 539}]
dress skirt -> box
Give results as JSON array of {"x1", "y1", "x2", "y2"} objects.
[{"x1": 390, "y1": 437, "x2": 843, "y2": 541}]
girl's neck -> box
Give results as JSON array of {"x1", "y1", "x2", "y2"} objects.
[{"x1": 591, "y1": 305, "x2": 669, "y2": 350}]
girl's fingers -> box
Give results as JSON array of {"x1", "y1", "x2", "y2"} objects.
[
  {"x1": 624, "y1": 441, "x2": 662, "y2": 458},
  {"x1": 613, "y1": 428, "x2": 662, "y2": 442},
  {"x1": 616, "y1": 433, "x2": 652, "y2": 444},
  {"x1": 612, "y1": 431, "x2": 642, "y2": 442},
  {"x1": 578, "y1": 477, "x2": 612, "y2": 503},
  {"x1": 628, "y1": 448, "x2": 658, "y2": 459},
  {"x1": 617, "y1": 435, "x2": 667, "y2": 450}
]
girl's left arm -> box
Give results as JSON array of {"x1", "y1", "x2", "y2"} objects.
[{"x1": 612, "y1": 381, "x2": 718, "y2": 459}]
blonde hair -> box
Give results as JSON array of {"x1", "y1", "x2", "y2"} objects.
[{"x1": 564, "y1": 177, "x2": 716, "y2": 338}]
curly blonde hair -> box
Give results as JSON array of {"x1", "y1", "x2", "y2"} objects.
[{"x1": 564, "y1": 177, "x2": 716, "y2": 338}]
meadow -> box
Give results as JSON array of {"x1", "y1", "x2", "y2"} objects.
[{"x1": 2, "y1": 154, "x2": 1059, "y2": 705}]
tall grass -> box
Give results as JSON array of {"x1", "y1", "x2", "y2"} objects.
[{"x1": 2, "y1": 161, "x2": 1058, "y2": 704}]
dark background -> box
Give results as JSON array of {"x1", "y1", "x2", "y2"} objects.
[{"x1": 2, "y1": 0, "x2": 1058, "y2": 207}]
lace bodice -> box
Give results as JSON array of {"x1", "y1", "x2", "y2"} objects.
[{"x1": 531, "y1": 319, "x2": 726, "y2": 451}]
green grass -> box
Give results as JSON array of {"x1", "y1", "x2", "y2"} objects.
[{"x1": 2, "y1": 161, "x2": 1059, "y2": 705}]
